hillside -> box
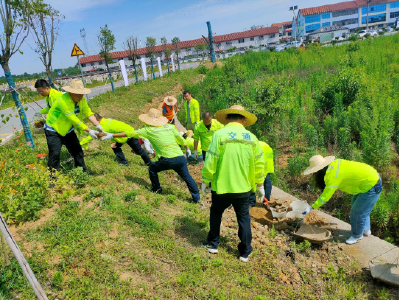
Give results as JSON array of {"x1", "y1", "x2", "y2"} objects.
[{"x1": 0, "y1": 37, "x2": 399, "y2": 299}]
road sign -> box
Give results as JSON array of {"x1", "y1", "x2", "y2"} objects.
[
  {"x1": 58, "y1": 71, "x2": 61, "y2": 75},
  {"x1": 71, "y1": 43, "x2": 85, "y2": 57}
]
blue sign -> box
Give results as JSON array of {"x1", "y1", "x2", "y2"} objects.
[{"x1": 58, "y1": 71, "x2": 61, "y2": 75}]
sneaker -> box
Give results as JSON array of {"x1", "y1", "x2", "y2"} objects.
[
  {"x1": 363, "y1": 230, "x2": 372, "y2": 237},
  {"x1": 201, "y1": 242, "x2": 218, "y2": 254},
  {"x1": 346, "y1": 236, "x2": 363, "y2": 245},
  {"x1": 239, "y1": 251, "x2": 252, "y2": 263},
  {"x1": 148, "y1": 187, "x2": 162, "y2": 194}
]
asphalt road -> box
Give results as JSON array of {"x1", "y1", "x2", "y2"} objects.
[{"x1": 0, "y1": 62, "x2": 200, "y2": 140}]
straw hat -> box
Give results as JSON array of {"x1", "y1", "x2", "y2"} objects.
[
  {"x1": 62, "y1": 79, "x2": 91, "y2": 94},
  {"x1": 303, "y1": 155, "x2": 336, "y2": 176},
  {"x1": 164, "y1": 96, "x2": 177, "y2": 106},
  {"x1": 215, "y1": 105, "x2": 257, "y2": 127},
  {"x1": 139, "y1": 108, "x2": 168, "y2": 127}
]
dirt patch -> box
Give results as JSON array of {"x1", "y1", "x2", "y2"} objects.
[
  {"x1": 304, "y1": 210, "x2": 327, "y2": 227},
  {"x1": 142, "y1": 83, "x2": 184, "y2": 114},
  {"x1": 119, "y1": 271, "x2": 141, "y2": 282},
  {"x1": 109, "y1": 222, "x2": 118, "y2": 239},
  {"x1": 201, "y1": 60, "x2": 223, "y2": 69}
]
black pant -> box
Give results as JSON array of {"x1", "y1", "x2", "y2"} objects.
[
  {"x1": 45, "y1": 129, "x2": 86, "y2": 172},
  {"x1": 112, "y1": 138, "x2": 151, "y2": 166},
  {"x1": 207, "y1": 191, "x2": 252, "y2": 256},
  {"x1": 202, "y1": 150, "x2": 207, "y2": 161}
]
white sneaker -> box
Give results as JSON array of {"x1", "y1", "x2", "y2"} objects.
[
  {"x1": 239, "y1": 252, "x2": 252, "y2": 263},
  {"x1": 363, "y1": 230, "x2": 372, "y2": 237},
  {"x1": 346, "y1": 236, "x2": 363, "y2": 244}
]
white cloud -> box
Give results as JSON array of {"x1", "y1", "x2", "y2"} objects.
[{"x1": 48, "y1": 0, "x2": 119, "y2": 20}]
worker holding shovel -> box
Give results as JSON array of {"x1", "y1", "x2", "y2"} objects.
[
  {"x1": 100, "y1": 108, "x2": 200, "y2": 203},
  {"x1": 302, "y1": 155, "x2": 382, "y2": 245},
  {"x1": 93, "y1": 113, "x2": 151, "y2": 166},
  {"x1": 162, "y1": 96, "x2": 179, "y2": 125},
  {"x1": 201, "y1": 105, "x2": 265, "y2": 262},
  {"x1": 45, "y1": 79, "x2": 102, "y2": 179},
  {"x1": 193, "y1": 111, "x2": 224, "y2": 162}
]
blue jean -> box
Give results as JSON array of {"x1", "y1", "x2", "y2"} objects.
[
  {"x1": 207, "y1": 191, "x2": 253, "y2": 256},
  {"x1": 148, "y1": 156, "x2": 200, "y2": 202},
  {"x1": 248, "y1": 173, "x2": 272, "y2": 206},
  {"x1": 350, "y1": 175, "x2": 382, "y2": 238}
]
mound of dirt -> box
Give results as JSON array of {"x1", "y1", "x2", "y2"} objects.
[
  {"x1": 201, "y1": 61, "x2": 223, "y2": 69},
  {"x1": 34, "y1": 120, "x2": 45, "y2": 128},
  {"x1": 96, "y1": 132, "x2": 106, "y2": 138},
  {"x1": 304, "y1": 211, "x2": 327, "y2": 227}
]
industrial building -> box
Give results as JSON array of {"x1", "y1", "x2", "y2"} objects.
[
  {"x1": 292, "y1": 0, "x2": 399, "y2": 39},
  {"x1": 78, "y1": 26, "x2": 279, "y2": 72}
]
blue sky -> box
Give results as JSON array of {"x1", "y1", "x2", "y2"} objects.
[{"x1": 9, "y1": 0, "x2": 341, "y2": 75}]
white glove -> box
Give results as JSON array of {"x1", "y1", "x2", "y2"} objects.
[
  {"x1": 101, "y1": 132, "x2": 113, "y2": 141},
  {"x1": 302, "y1": 206, "x2": 312, "y2": 215},
  {"x1": 256, "y1": 185, "x2": 265, "y2": 202},
  {"x1": 194, "y1": 150, "x2": 198, "y2": 160},
  {"x1": 201, "y1": 182, "x2": 210, "y2": 195},
  {"x1": 96, "y1": 124, "x2": 104, "y2": 132},
  {"x1": 88, "y1": 130, "x2": 99, "y2": 139},
  {"x1": 186, "y1": 149, "x2": 191, "y2": 158}
]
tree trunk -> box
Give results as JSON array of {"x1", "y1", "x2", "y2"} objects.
[
  {"x1": 133, "y1": 63, "x2": 138, "y2": 83},
  {"x1": 177, "y1": 55, "x2": 180, "y2": 71},
  {"x1": 2, "y1": 63, "x2": 35, "y2": 148},
  {"x1": 151, "y1": 59, "x2": 155, "y2": 79},
  {"x1": 167, "y1": 59, "x2": 170, "y2": 75},
  {"x1": 106, "y1": 63, "x2": 115, "y2": 93},
  {"x1": 46, "y1": 67, "x2": 55, "y2": 89}
]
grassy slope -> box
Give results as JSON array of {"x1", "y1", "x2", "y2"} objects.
[{"x1": 0, "y1": 68, "x2": 397, "y2": 299}]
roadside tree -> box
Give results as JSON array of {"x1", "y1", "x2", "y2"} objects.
[
  {"x1": 171, "y1": 37, "x2": 181, "y2": 70},
  {"x1": 161, "y1": 37, "x2": 171, "y2": 74},
  {"x1": 124, "y1": 35, "x2": 139, "y2": 83},
  {"x1": 146, "y1": 36, "x2": 156, "y2": 79},
  {"x1": 98, "y1": 24, "x2": 116, "y2": 93}
]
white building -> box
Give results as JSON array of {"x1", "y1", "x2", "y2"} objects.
[{"x1": 79, "y1": 27, "x2": 279, "y2": 72}]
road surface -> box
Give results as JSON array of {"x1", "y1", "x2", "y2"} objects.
[{"x1": 0, "y1": 62, "x2": 200, "y2": 141}]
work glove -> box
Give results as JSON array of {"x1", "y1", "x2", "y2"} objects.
[
  {"x1": 194, "y1": 150, "x2": 198, "y2": 160},
  {"x1": 186, "y1": 149, "x2": 191, "y2": 158},
  {"x1": 256, "y1": 185, "x2": 265, "y2": 202},
  {"x1": 201, "y1": 182, "x2": 210, "y2": 195},
  {"x1": 96, "y1": 124, "x2": 104, "y2": 132},
  {"x1": 88, "y1": 130, "x2": 99, "y2": 139},
  {"x1": 101, "y1": 132, "x2": 114, "y2": 141},
  {"x1": 302, "y1": 206, "x2": 313, "y2": 215}
]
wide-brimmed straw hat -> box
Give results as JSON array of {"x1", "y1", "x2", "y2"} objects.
[
  {"x1": 164, "y1": 96, "x2": 177, "y2": 106},
  {"x1": 139, "y1": 108, "x2": 168, "y2": 127},
  {"x1": 215, "y1": 105, "x2": 257, "y2": 127},
  {"x1": 62, "y1": 79, "x2": 91, "y2": 94},
  {"x1": 303, "y1": 155, "x2": 336, "y2": 176}
]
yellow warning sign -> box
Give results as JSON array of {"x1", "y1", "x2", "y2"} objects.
[{"x1": 71, "y1": 43, "x2": 85, "y2": 57}]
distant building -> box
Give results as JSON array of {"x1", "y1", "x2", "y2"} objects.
[
  {"x1": 250, "y1": 25, "x2": 265, "y2": 30},
  {"x1": 271, "y1": 21, "x2": 293, "y2": 39},
  {"x1": 78, "y1": 27, "x2": 279, "y2": 72},
  {"x1": 292, "y1": 0, "x2": 399, "y2": 39}
]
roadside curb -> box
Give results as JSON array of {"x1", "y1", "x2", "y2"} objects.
[{"x1": 0, "y1": 133, "x2": 14, "y2": 146}]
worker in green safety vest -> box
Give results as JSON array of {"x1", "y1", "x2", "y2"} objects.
[
  {"x1": 35, "y1": 79, "x2": 63, "y2": 115},
  {"x1": 94, "y1": 113, "x2": 151, "y2": 166},
  {"x1": 183, "y1": 90, "x2": 200, "y2": 131},
  {"x1": 100, "y1": 108, "x2": 200, "y2": 203},
  {"x1": 193, "y1": 111, "x2": 224, "y2": 161},
  {"x1": 249, "y1": 140, "x2": 274, "y2": 207},
  {"x1": 302, "y1": 155, "x2": 382, "y2": 245},
  {"x1": 201, "y1": 105, "x2": 265, "y2": 263}
]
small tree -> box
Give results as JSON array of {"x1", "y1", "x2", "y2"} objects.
[
  {"x1": 199, "y1": 43, "x2": 208, "y2": 60},
  {"x1": 28, "y1": 3, "x2": 63, "y2": 89},
  {"x1": 184, "y1": 46, "x2": 189, "y2": 58},
  {"x1": 124, "y1": 35, "x2": 139, "y2": 83},
  {"x1": 0, "y1": 0, "x2": 41, "y2": 147},
  {"x1": 171, "y1": 37, "x2": 181, "y2": 70},
  {"x1": 146, "y1": 36, "x2": 156, "y2": 79},
  {"x1": 194, "y1": 43, "x2": 201, "y2": 58},
  {"x1": 161, "y1": 37, "x2": 171, "y2": 74},
  {"x1": 98, "y1": 24, "x2": 116, "y2": 92}
]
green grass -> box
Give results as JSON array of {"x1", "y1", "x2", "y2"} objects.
[{"x1": 0, "y1": 45, "x2": 398, "y2": 299}]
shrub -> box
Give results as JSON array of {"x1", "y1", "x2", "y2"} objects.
[{"x1": 348, "y1": 34, "x2": 358, "y2": 42}]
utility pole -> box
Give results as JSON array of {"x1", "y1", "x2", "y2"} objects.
[
  {"x1": 366, "y1": 0, "x2": 371, "y2": 29},
  {"x1": 289, "y1": 5, "x2": 299, "y2": 47}
]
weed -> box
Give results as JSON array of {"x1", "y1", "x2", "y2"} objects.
[
  {"x1": 123, "y1": 189, "x2": 138, "y2": 202},
  {"x1": 268, "y1": 224, "x2": 277, "y2": 239},
  {"x1": 69, "y1": 167, "x2": 89, "y2": 188}
]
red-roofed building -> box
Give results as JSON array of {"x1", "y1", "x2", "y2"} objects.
[
  {"x1": 78, "y1": 26, "x2": 279, "y2": 72},
  {"x1": 271, "y1": 21, "x2": 293, "y2": 39},
  {"x1": 292, "y1": 0, "x2": 399, "y2": 39}
]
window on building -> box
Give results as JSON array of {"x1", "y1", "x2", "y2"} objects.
[
  {"x1": 305, "y1": 23, "x2": 320, "y2": 33},
  {"x1": 390, "y1": 2, "x2": 399, "y2": 8},
  {"x1": 305, "y1": 14, "x2": 321, "y2": 24},
  {"x1": 269, "y1": 33, "x2": 275, "y2": 38},
  {"x1": 362, "y1": 4, "x2": 386, "y2": 15},
  {"x1": 259, "y1": 36, "x2": 264, "y2": 40},
  {"x1": 322, "y1": 22, "x2": 330, "y2": 27},
  {"x1": 390, "y1": 11, "x2": 399, "y2": 18},
  {"x1": 127, "y1": 57, "x2": 132, "y2": 60},
  {"x1": 322, "y1": 12, "x2": 330, "y2": 19},
  {"x1": 250, "y1": 37, "x2": 254, "y2": 41},
  {"x1": 81, "y1": 64, "x2": 86, "y2": 67},
  {"x1": 238, "y1": 38, "x2": 245, "y2": 43},
  {"x1": 91, "y1": 63, "x2": 95, "y2": 66},
  {"x1": 99, "y1": 61, "x2": 103, "y2": 65},
  {"x1": 332, "y1": 18, "x2": 358, "y2": 26},
  {"x1": 332, "y1": 8, "x2": 358, "y2": 18},
  {"x1": 226, "y1": 41, "x2": 232, "y2": 45},
  {"x1": 362, "y1": 13, "x2": 386, "y2": 24}
]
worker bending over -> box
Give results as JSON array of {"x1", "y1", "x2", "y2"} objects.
[
  {"x1": 101, "y1": 108, "x2": 200, "y2": 203},
  {"x1": 35, "y1": 79, "x2": 63, "y2": 115},
  {"x1": 94, "y1": 113, "x2": 151, "y2": 166},
  {"x1": 162, "y1": 96, "x2": 179, "y2": 125},
  {"x1": 302, "y1": 155, "x2": 382, "y2": 245},
  {"x1": 193, "y1": 111, "x2": 224, "y2": 161},
  {"x1": 201, "y1": 105, "x2": 265, "y2": 262}
]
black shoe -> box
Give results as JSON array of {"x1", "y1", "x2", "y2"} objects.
[
  {"x1": 148, "y1": 187, "x2": 162, "y2": 194},
  {"x1": 201, "y1": 241, "x2": 218, "y2": 254},
  {"x1": 119, "y1": 163, "x2": 129, "y2": 166}
]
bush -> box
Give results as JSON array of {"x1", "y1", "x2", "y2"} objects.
[
  {"x1": 348, "y1": 34, "x2": 358, "y2": 42},
  {"x1": 268, "y1": 46, "x2": 276, "y2": 52}
]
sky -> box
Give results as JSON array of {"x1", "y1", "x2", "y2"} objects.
[{"x1": 9, "y1": 0, "x2": 343, "y2": 75}]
